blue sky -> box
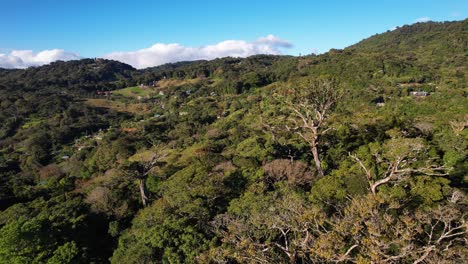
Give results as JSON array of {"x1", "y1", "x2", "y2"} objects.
[{"x1": 1, "y1": 0, "x2": 466, "y2": 68}]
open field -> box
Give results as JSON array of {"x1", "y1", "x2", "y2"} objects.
[
  {"x1": 113, "y1": 86, "x2": 156, "y2": 98},
  {"x1": 84, "y1": 98, "x2": 152, "y2": 114},
  {"x1": 156, "y1": 78, "x2": 201, "y2": 88},
  {"x1": 112, "y1": 79, "x2": 202, "y2": 99}
]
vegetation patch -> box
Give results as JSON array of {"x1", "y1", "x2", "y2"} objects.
[
  {"x1": 84, "y1": 98, "x2": 152, "y2": 114},
  {"x1": 113, "y1": 86, "x2": 156, "y2": 98}
]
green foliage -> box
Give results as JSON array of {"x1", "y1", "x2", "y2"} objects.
[
  {"x1": 410, "y1": 176, "x2": 451, "y2": 204},
  {"x1": 110, "y1": 198, "x2": 211, "y2": 264},
  {"x1": 46, "y1": 242, "x2": 79, "y2": 264},
  {"x1": 1, "y1": 19, "x2": 467, "y2": 263},
  {"x1": 0, "y1": 194, "x2": 107, "y2": 263}
]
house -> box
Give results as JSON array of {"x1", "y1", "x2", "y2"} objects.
[
  {"x1": 410, "y1": 91, "x2": 429, "y2": 97},
  {"x1": 96, "y1": 91, "x2": 113, "y2": 96},
  {"x1": 76, "y1": 145, "x2": 92, "y2": 151}
]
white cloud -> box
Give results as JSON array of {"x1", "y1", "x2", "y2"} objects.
[
  {"x1": 0, "y1": 49, "x2": 81, "y2": 69},
  {"x1": 414, "y1": 17, "x2": 431, "y2": 23},
  {"x1": 450, "y1": 12, "x2": 460, "y2": 18},
  {"x1": 102, "y1": 34, "x2": 293, "y2": 69},
  {"x1": 0, "y1": 35, "x2": 292, "y2": 69},
  {"x1": 254, "y1": 34, "x2": 292, "y2": 48}
]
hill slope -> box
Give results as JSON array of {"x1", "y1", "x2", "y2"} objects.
[
  {"x1": 0, "y1": 20, "x2": 467, "y2": 264},
  {"x1": 0, "y1": 58, "x2": 136, "y2": 92}
]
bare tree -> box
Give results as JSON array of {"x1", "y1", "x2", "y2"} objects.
[
  {"x1": 263, "y1": 159, "x2": 316, "y2": 187},
  {"x1": 449, "y1": 115, "x2": 468, "y2": 136},
  {"x1": 123, "y1": 148, "x2": 168, "y2": 207},
  {"x1": 349, "y1": 137, "x2": 448, "y2": 195},
  {"x1": 284, "y1": 78, "x2": 342, "y2": 177},
  {"x1": 310, "y1": 193, "x2": 467, "y2": 263},
  {"x1": 211, "y1": 190, "x2": 327, "y2": 263},
  {"x1": 38, "y1": 163, "x2": 63, "y2": 181}
]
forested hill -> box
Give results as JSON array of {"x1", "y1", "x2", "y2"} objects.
[
  {"x1": 350, "y1": 19, "x2": 467, "y2": 54},
  {"x1": 0, "y1": 19, "x2": 466, "y2": 93},
  {"x1": 0, "y1": 20, "x2": 467, "y2": 263},
  {"x1": 0, "y1": 58, "x2": 135, "y2": 92}
]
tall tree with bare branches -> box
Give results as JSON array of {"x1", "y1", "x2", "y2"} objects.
[
  {"x1": 122, "y1": 148, "x2": 168, "y2": 207},
  {"x1": 349, "y1": 136, "x2": 448, "y2": 195},
  {"x1": 282, "y1": 78, "x2": 342, "y2": 177}
]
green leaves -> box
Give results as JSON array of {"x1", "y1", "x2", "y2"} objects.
[
  {"x1": 46, "y1": 242, "x2": 79, "y2": 264},
  {"x1": 0, "y1": 195, "x2": 90, "y2": 263}
]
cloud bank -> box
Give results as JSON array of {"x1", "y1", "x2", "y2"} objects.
[
  {"x1": 102, "y1": 35, "x2": 292, "y2": 69},
  {"x1": 0, "y1": 35, "x2": 292, "y2": 69},
  {"x1": 0, "y1": 49, "x2": 81, "y2": 69}
]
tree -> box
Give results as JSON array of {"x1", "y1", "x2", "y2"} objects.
[
  {"x1": 349, "y1": 136, "x2": 448, "y2": 195},
  {"x1": 449, "y1": 115, "x2": 467, "y2": 136},
  {"x1": 84, "y1": 171, "x2": 140, "y2": 219},
  {"x1": 283, "y1": 78, "x2": 342, "y2": 177},
  {"x1": 210, "y1": 188, "x2": 326, "y2": 263},
  {"x1": 262, "y1": 159, "x2": 316, "y2": 187},
  {"x1": 112, "y1": 161, "x2": 242, "y2": 263},
  {"x1": 122, "y1": 148, "x2": 168, "y2": 207},
  {"x1": 311, "y1": 193, "x2": 467, "y2": 263},
  {"x1": 0, "y1": 195, "x2": 94, "y2": 263}
]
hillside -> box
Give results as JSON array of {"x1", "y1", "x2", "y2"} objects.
[
  {"x1": 0, "y1": 20, "x2": 467, "y2": 263},
  {"x1": 0, "y1": 58, "x2": 136, "y2": 92},
  {"x1": 350, "y1": 19, "x2": 467, "y2": 55}
]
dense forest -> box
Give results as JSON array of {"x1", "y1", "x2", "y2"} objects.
[{"x1": 0, "y1": 20, "x2": 467, "y2": 263}]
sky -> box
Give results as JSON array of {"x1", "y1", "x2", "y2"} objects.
[{"x1": 0, "y1": 0, "x2": 466, "y2": 69}]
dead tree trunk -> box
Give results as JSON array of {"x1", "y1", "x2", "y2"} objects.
[
  {"x1": 139, "y1": 178, "x2": 148, "y2": 207},
  {"x1": 311, "y1": 142, "x2": 324, "y2": 177}
]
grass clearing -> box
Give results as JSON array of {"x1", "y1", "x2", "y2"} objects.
[
  {"x1": 113, "y1": 86, "x2": 156, "y2": 98},
  {"x1": 113, "y1": 78, "x2": 203, "y2": 99},
  {"x1": 157, "y1": 78, "x2": 198, "y2": 88},
  {"x1": 85, "y1": 99, "x2": 152, "y2": 114}
]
